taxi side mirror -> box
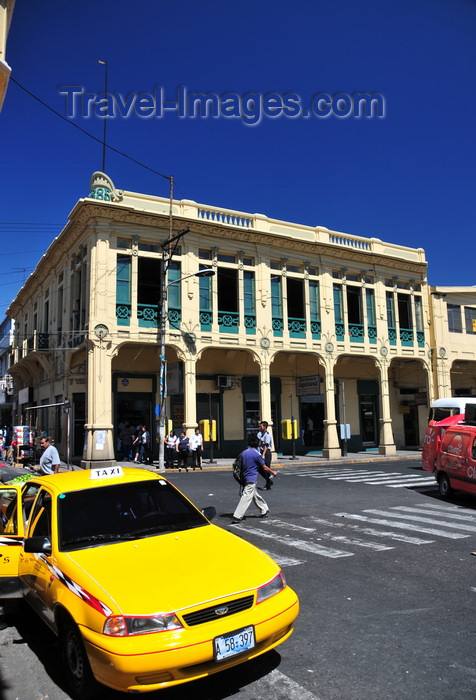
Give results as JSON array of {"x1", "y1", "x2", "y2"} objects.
[
  {"x1": 24, "y1": 536, "x2": 52, "y2": 555},
  {"x1": 201, "y1": 506, "x2": 216, "y2": 522}
]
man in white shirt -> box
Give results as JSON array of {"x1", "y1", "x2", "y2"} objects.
[
  {"x1": 189, "y1": 427, "x2": 203, "y2": 470},
  {"x1": 39, "y1": 437, "x2": 60, "y2": 475},
  {"x1": 256, "y1": 421, "x2": 278, "y2": 490}
]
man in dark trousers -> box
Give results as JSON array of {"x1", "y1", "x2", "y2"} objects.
[
  {"x1": 231, "y1": 435, "x2": 275, "y2": 524},
  {"x1": 257, "y1": 420, "x2": 278, "y2": 489}
]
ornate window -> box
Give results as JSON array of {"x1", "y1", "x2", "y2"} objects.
[{"x1": 116, "y1": 255, "x2": 131, "y2": 326}]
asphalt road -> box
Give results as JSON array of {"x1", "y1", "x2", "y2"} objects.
[{"x1": 1, "y1": 458, "x2": 476, "y2": 700}]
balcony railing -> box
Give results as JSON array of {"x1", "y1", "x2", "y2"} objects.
[
  {"x1": 138, "y1": 303, "x2": 158, "y2": 328},
  {"x1": 68, "y1": 332, "x2": 86, "y2": 347},
  {"x1": 348, "y1": 323, "x2": 364, "y2": 343},
  {"x1": 197, "y1": 207, "x2": 253, "y2": 228},
  {"x1": 37, "y1": 332, "x2": 49, "y2": 350},
  {"x1": 400, "y1": 328, "x2": 413, "y2": 347},
  {"x1": 244, "y1": 314, "x2": 256, "y2": 335},
  {"x1": 288, "y1": 317, "x2": 306, "y2": 338},
  {"x1": 168, "y1": 307, "x2": 181, "y2": 330},
  {"x1": 335, "y1": 322, "x2": 345, "y2": 341},
  {"x1": 311, "y1": 319, "x2": 321, "y2": 340},
  {"x1": 116, "y1": 303, "x2": 131, "y2": 326},
  {"x1": 200, "y1": 310, "x2": 212, "y2": 332},
  {"x1": 388, "y1": 326, "x2": 397, "y2": 346},
  {"x1": 218, "y1": 310, "x2": 239, "y2": 334},
  {"x1": 272, "y1": 317, "x2": 283, "y2": 337}
]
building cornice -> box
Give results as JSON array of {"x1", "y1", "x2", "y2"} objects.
[{"x1": 7, "y1": 193, "x2": 428, "y2": 315}]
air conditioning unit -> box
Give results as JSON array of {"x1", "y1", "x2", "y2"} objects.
[{"x1": 217, "y1": 375, "x2": 233, "y2": 389}]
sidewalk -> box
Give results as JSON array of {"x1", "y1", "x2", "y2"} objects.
[
  {"x1": 0, "y1": 449, "x2": 422, "y2": 481},
  {"x1": 116, "y1": 449, "x2": 422, "y2": 474}
]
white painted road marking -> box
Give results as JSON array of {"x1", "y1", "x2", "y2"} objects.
[
  {"x1": 282, "y1": 466, "x2": 435, "y2": 489},
  {"x1": 233, "y1": 523, "x2": 354, "y2": 558},
  {"x1": 400, "y1": 504, "x2": 476, "y2": 523},
  {"x1": 364, "y1": 509, "x2": 476, "y2": 533},
  {"x1": 334, "y1": 512, "x2": 468, "y2": 539},
  {"x1": 310, "y1": 516, "x2": 433, "y2": 545},
  {"x1": 231, "y1": 503, "x2": 476, "y2": 565},
  {"x1": 261, "y1": 549, "x2": 306, "y2": 567},
  {"x1": 261, "y1": 669, "x2": 322, "y2": 700}
]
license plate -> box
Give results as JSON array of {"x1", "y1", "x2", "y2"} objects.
[{"x1": 214, "y1": 625, "x2": 255, "y2": 661}]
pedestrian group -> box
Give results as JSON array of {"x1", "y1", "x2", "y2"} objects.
[{"x1": 165, "y1": 427, "x2": 203, "y2": 471}]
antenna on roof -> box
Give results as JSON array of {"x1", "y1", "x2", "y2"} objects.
[{"x1": 98, "y1": 60, "x2": 108, "y2": 172}]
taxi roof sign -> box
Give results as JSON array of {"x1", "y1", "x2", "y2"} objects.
[{"x1": 90, "y1": 466, "x2": 124, "y2": 480}]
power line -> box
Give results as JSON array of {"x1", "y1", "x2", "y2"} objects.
[
  {"x1": 0, "y1": 269, "x2": 35, "y2": 277},
  {"x1": 0, "y1": 223, "x2": 60, "y2": 226},
  {"x1": 10, "y1": 77, "x2": 173, "y2": 182}
]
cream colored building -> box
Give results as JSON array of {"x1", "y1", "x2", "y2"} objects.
[
  {"x1": 0, "y1": 0, "x2": 15, "y2": 111},
  {"x1": 8, "y1": 172, "x2": 474, "y2": 467},
  {"x1": 428, "y1": 286, "x2": 476, "y2": 399}
]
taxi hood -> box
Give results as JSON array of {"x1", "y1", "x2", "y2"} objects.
[{"x1": 63, "y1": 523, "x2": 280, "y2": 615}]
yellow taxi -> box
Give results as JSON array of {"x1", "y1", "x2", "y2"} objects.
[{"x1": 0, "y1": 466, "x2": 299, "y2": 698}]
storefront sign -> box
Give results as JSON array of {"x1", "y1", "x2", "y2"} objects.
[
  {"x1": 173, "y1": 404, "x2": 184, "y2": 423},
  {"x1": 296, "y1": 376, "x2": 321, "y2": 397},
  {"x1": 18, "y1": 387, "x2": 33, "y2": 404}
]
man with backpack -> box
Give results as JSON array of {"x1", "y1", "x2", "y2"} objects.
[{"x1": 231, "y1": 435, "x2": 275, "y2": 524}]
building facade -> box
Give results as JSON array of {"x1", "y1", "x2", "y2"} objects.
[
  {"x1": 0, "y1": 0, "x2": 15, "y2": 111},
  {"x1": 0, "y1": 316, "x2": 14, "y2": 427},
  {"x1": 429, "y1": 286, "x2": 476, "y2": 399},
  {"x1": 5, "y1": 173, "x2": 475, "y2": 466}
]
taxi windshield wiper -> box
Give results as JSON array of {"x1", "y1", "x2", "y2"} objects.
[
  {"x1": 127, "y1": 525, "x2": 174, "y2": 537},
  {"x1": 63, "y1": 533, "x2": 136, "y2": 546},
  {"x1": 128, "y1": 519, "x2": 205, "y2": 537}
]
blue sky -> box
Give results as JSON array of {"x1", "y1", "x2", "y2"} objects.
[{"x1": 1, "y1": 0, "x2": 475, "y2": 316}]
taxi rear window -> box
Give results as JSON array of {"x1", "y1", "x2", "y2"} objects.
[{"x1": 58, "y1": 479, "x2": 208, "y2": 551}]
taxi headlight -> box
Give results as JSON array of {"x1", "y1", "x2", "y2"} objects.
[
  {"x1": 257, "y1": 571, "x2": 286, "y2": 604},
  {"x1": 103, "y1": 613, "x2": 183, "y2": 636}
]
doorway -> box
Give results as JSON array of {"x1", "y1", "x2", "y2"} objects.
[
  {"x1": 359, "y1": 395, "x2": 378, "y2": 447},
  {"x1": 115, "y1": 393, "x2": 154, "y2": 458},
  {"x1": 299, "y1": 398, "x2": 324, "y2": 448},
  {"x1": 403, "y1": 405, "x2": 419, "y2": 447}
]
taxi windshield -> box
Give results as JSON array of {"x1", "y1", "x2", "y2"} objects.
[{"x1": 58, "y1": 479, "x2": 208, "y2": 551}]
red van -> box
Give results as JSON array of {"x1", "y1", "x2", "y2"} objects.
[
  {"x1": 422, "y1": 414, "x2": 463, "y2": 473},
  {"x1": 432, "y1": 423, "x2": 476, "y2": 498}
]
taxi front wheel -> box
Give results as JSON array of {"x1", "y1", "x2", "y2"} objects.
[{"x1": 59, "y1": 619, "x2": 101, "y2": 700}]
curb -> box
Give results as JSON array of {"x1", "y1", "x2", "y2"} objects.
[{"x1": 145, "y1": 453, "x2": 422, "y2": 474}]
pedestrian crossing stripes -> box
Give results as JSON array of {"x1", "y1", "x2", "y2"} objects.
[
  {"x1": 282, "y1": 466, "x2": 436, "y2": 489},
  {"x1": 230, "y1": 502, "x2": 476, "y2": 564}
]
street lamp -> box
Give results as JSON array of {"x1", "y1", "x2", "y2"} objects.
[{"x1": 158, "y1": 267, "x2": 215, "y2": 471}]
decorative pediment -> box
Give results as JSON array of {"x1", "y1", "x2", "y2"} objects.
[{"x1": 89, "y1": 171, "x2": 124, "y2": 202}]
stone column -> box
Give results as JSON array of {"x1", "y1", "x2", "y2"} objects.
[
  {"x1": 259, "y1": 358, "x2": 272, "y2": 427},
  {"x1": 182, "y1": 355, "x2": 197, "y2": 436},
  {"x1": 81, "y1": 224, "x2": 116, "y2": 468},
  {"x1": 322, "y1": 353, "x2": 341, "y2": 458},
  {"x1": 378, "y1": 356, "x2": 397, "y2": 455},
  {"x1": 82, "y1": 339, "x2": 116, "y2": 468}
]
